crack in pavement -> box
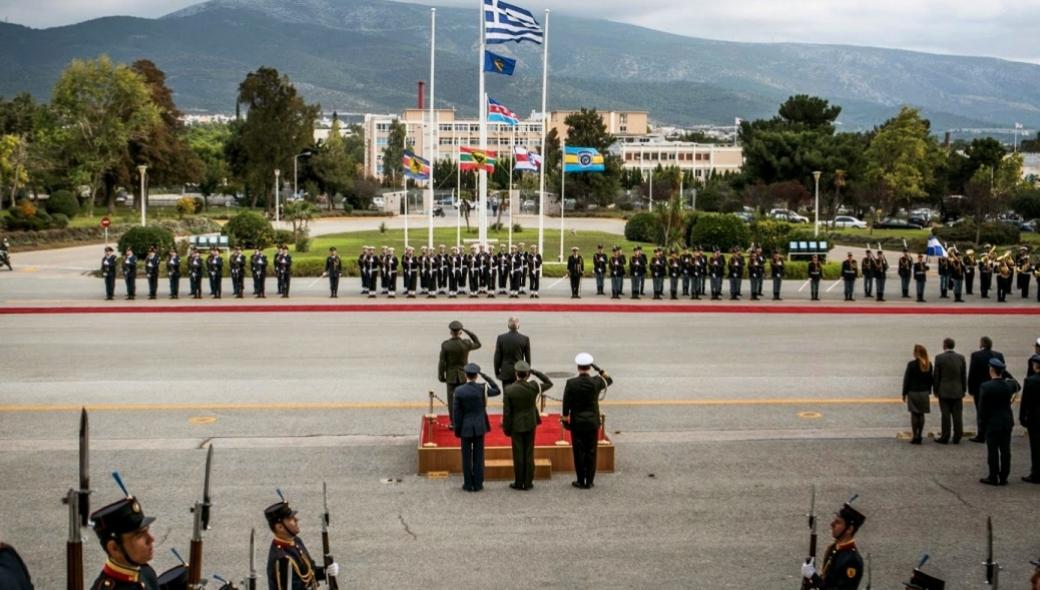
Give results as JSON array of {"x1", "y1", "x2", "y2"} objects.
[
  {"x1": 397, "y1": 514, "x2": 417, "y2": 541},
  {"x1": 931, "y1": 476, "x2": 976, "y2": 509}
]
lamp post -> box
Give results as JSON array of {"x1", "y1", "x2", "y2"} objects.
[
  {"x1": 138, "y1": 165, "x2": 148, "y2": 227},
  {"x1": 274, "y1": 169, "x2": 281, "y2": 225},
  {"x1": 293, "y1": 151, "x2": 312, "y2": 202},
  {"x1": 812, "y1": 170, "x2": 822, "y2": 238}
]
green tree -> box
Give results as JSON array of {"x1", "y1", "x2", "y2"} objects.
[
  {"x1": 381, "y1": 119, "x2": 406, "y2": 189},
  {"x1": 283, "y1": 200, "x2": 318, "y2": 241},
  {"x1": 862, "y1": 107, "x2": 940, "y2": 225},
  {"x1": 0, "y1": 134, "x2": 29, "y2": 209},
  {"x1": 777, "y1": 94, "x2": 842, "y2": 131},
  {"x1": 47, "y1": 56, "x2": 159, "y2": 215},
  {"x1": 311, "y1": 116, "x2": 355, "y2": 207},
  {"x1": 186, "y1": 122, "x2": 235, "y2": 210},
  {"x1": 563, "y1": 108, "x2": 621, "y2": 208},
  {"x1": 964, "y1": 153, "x2": 1024, "y2": 243}
]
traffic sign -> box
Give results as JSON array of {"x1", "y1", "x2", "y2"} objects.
[{"x1": 100, "y1": 217, "x2": 111, "y2": 228}]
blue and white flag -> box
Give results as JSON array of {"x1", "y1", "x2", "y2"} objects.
[
  {"x1": 484, "y1": 0, "x2": 543, "y2": 45},
  {"x1": 925, "y1": 236, "x2": 947, "y2": 258},
  {"x1": 487, "y1": 97, "x2": 519, "y2": 126}
]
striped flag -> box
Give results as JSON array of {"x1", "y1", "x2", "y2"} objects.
[
  {"x1": 488, "y1": 97, "x2": 519, "y2": 126},
  {"x1": 484, "y1": 0, "x2": 543, "y2": 45},
  {"x1": 563, "y1": 147, "x2": 605, "y2": 173},
  {"x1": 402, "y1": 150, "x2": 431, "y2": 180},
  {"x1": 460, "y1": 147, "x2": 497, "y2": 173},
  {"x1": 514, "y1": 146, "x2": 541, "y2": 172}
]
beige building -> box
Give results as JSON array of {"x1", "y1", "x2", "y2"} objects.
[
  {"x1": 547, "y1": 110, "x2": 648, "y2": 142},
  {"x1": 617, "y1": 141, "x2": 743, "y2": 179}
]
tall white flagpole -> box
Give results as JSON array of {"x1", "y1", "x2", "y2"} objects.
[
  {"x1": 404, "y1": 187, "x2": 409, "y2": 248},
  {"x1": 537, "y1": 8, "x2": 550, "y2": 259},
  {"x1": 428, "y1": 7, "x2": 437, "y2": 249},
  {"x1": 456, "y1": 140, "x2": 461, "y2": 248},
  {"x1": 508, "y1": 126, "x2": 515, "y2": 248},
  {"x1": 560, "y1": 137, "x2": 566, "y2": 262},
  {"x1": 478, "y1": 1, "x2": 488, "y2": 246}
]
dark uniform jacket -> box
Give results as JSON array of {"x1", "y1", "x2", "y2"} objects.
[
  {"x1": 102, "y1": 254, "x2": 118, "y2": 277},
  {"x1": 968, "y1": 349, "x2": 1005, "y2": 396},
  {"x1": 123, "y1": 255, "x2": 137, "y2": 278},
  {"x1": 592, "y1": 252, "x2": 607, "y2": 274},
  {"x1": 0, "y1": 543, "x2": 34, "y2": 590},
  {"x1": 206, "y1": 254, "x2": 222, "y2": 276},
  {"x1": 610, "y1": 255, "x2": 626, "y2": 277},
  {"x1": 979, "y1": 378, "x2": 1018, "y2": 435},
  {"x1": 932, "y1": 350, "x2": 967, "y2": 399},
  {"x1": 562, "y1": 372, "x2": 613, "y2": 430},
  {"x1": 90, "y1": 560, "x2": 159, "y2": 590},
  {"x1": 494, "y1": 330, "x2": 531, "y2": 383},
  {"x1": 266, "y1": 536, "x2": 326, "y2": 590},
  {"x1": 809, "y1": 539, "x2": 863, "y2": 590},
  {"x1": 567, "y1": 254, "x2": 584, "y2": 277},
  {"x1": 503, "y1": 373, "x2": 553, "y2": 436},
  {"x1": 438, "y1": 334, "x2": 481, "y2": 385},
  {"x1": 166, "y1": 255, "x2": 180, "y2": 276},
  {"x1": 452, "y1": 378, "x2": 501, "y2": 438},
  {"x1": 1020, "y1": 373, "x2": 1040, "y2": 429},
  {"x1": 325, "y1": 256, "x2": 342, "y2": 275},
  {"x1": 144, "y1": 254, "x2": 159, "y2": 277}
]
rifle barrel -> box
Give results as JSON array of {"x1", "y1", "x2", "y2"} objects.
[{"x1": 188, "y1": 538, "x2": 203, "y2": 586}]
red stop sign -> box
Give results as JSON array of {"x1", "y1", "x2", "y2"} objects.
[{"x1": 100, "y1": 217, "x2": 111, "y2": 228}]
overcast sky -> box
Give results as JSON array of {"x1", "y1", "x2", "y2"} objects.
[{"x1": 3, "y1": 0, "x2": 1038, "y2": 64}]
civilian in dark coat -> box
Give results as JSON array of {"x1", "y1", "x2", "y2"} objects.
[
  {"x1": 902, "y1": 344, "x2": 933, "y2": 445},
  {"x1": 452, "y1": 364, "x2": 500, "y2": 492},
  {"x1": 493, "y1": 316, "x2": 531, "y2": 386},
  {"x1": 978, "y1": 358, "x2": 1018, "y2": 485},
  {"x1": 968, "y1": 336, "x2": 1005, "y2": 443},
  {"x1": 563, "y1": 353, "x2": 613, "y2": 489},
  {"x1": 932, "y1": 337, "x2": 967, "y2": 444},
  {"x1": 502, "y1": 362, "x2": 552, "y2": 490},
  {"x1": 1020, "y1": 355, "x2": 1040, "y2": 483},
  {"x1": 0, "y1": 543, "x2": 33, "y2": 590}
]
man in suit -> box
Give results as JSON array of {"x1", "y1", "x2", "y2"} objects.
[
  {"x1": 493, "y1": 316, "x2": 531, "y2": 387},
  {"x1": 968, "y1": 336, "x2": 1005, "y2": 443},
  {"x1": 502, "y1": 361, "x2": 552, "y2": 491},
  {"x1": 562, "y1": 353, "x2": 613, "y2": 489},
  {"x1": 438, "y1": 321, "x2": 481, "y2": 428},
  {"x1": 933, "y1": 337, "x2": 967, "y2": 444},
  {"x1": 1021, "y1": 354, "x2": 1040, "y2": 483},
  {"x1": 452, "y1": 363, "x2": 500, "y2": 492},
  {"x1": 978, "y1": 357, "x2": 1018, "y2": 486}
]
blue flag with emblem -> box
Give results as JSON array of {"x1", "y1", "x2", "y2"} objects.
[
  {"x1": 483, "y1": 50, "x2": 517, "y2": 76},
  {"x1": 563, "y1": 147, "x2": 605, "y2": 173}
]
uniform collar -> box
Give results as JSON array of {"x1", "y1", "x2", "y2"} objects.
[
  {"x1": 103, "y1": 559, "x2": 140, "y2": 582},
  {"x1": 272, "y1": 535, "x2": 296, "y2": 549},
  {"x1": 835, "y1": 539, "x2": 857, "y2": 551}
]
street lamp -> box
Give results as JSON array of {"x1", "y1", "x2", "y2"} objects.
[
  {"x1": 138, "y1": 165, "x2": 148, "y2": 227},
  {"x1": 293, "y1": 151, "x2": 313, "y2": 201},
  {"x1": 813, "y1": 170, "x2": 822, "y2": 238},
  {"x1": 274, "y1": 168, "x2": 281, "y2": 224}
]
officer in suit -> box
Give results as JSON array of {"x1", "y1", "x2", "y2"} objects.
[
  {"x1": 932, "y1": 337, "x2": 967, "y2": 444},
  {"x1": 978, "y1": 357, "x2": 1019, "y2": 486},
  {"x1": 251, "y1": 247, "x2": 268, "y2": 298},
  {"x1": 493, "y1": 316, "x2": 531, "y2": 387},
  {"x1": 800, "y1": 501, "x2": 865, "y2": 590},
  {"x1": 439, "y1": 321, "x2": 481, "y2": 427},
  {"x1": 968, "y1": 336, "x2": 1005, "y2": 443},
  {"x1": 144, "y1": 246, "x2": 160, "y2": 300},
  {"x1": 323, "y1": 247, "x2": 342, "y2": 298},
  {"x1": 562, "y1": 353, "x2": 612, "y2": 489},
  {"x1": 89, "y1": 494, "x2": 160, "y2": 590},
  {"x1": 188, "y1": 249, "x2": 203, "y2": 299},
  {"x1": 452, "y1": 363, "x2": 501, "y2": 492},
  {"x1": 165, "y1": 248, "x2": 180, "y2": 299},
  {"x1": 592, "y1": 244, "x2": 608, "y2": 295},
  {"x1": 1021, "y1": 354, "x2": 1040, "y2": 483},
  {"x1": 206, "y1": 247, "x2": 222, "y2": 298},
  {"x1": 0, "y1": 541, "x2": 34, "y2": 590},
  {"x1": 122, "y1": 248, "x2": 137, "y2": 300},
  {"x1": 503, "y1": 361, "x2": 552, "y2": 491},
  {"x1": 101, "y1": 247, "x2": 118, "y2": 300},
  {"x1": 264, "y1": 498, "x2": 338, "y2": 590},
  {"x1": 567, "y1": 246, "x2": 584, "y2": 298}
]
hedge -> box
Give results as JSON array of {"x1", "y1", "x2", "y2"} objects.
[
  {"x1": 223, "y1": 211, "x2": 274, "y2": 248},
  {"x1": 44, "y1": 190, "x2": 80, "y2": 218},
  {"x1": 117, "y1": 226, "x2": 176, "y2": 257},
  {"x1": 624, "y1": 212, "x2": 661, "y2": 243},
  {"x1": 689, "y1": 213, "x2": 751, "y2": 252}
]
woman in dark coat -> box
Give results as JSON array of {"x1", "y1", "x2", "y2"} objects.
[{"x1": 902, "y1": 344, "x2": 934, "y2": 444}]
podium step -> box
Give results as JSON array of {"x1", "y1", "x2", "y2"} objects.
[{"x1": 485, "y1": 458, "x2": 552, "y2": 480}]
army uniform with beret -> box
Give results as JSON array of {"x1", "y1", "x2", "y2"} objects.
[
  {"x1": 89, "y1": 497, "x2": 160, "y2": 590},
  {"x1": 264, "y1": 502, "x2": 333, "y2": 590},
  {"x1": 503, "y1": 361, "x2": 553, "y2": 490},
  {"x1": 803, "y1": 503, "x2": 865, "y2": 590}
]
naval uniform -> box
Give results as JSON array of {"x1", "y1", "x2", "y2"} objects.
[{"x1": 562, "y1": 371, "x2": 613, "y2": 488}]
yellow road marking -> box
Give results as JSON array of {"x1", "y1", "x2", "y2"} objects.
[
  {"x1": 188, "y1": 416, "x2": 218, "y2": 425},
  {"x1": 797, "y1": 411, "x2": 823, "y2": 419}
]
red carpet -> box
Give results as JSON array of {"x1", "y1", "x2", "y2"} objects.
[{"x1": 420, "y1": 414, "x2": 609, "y2": 448}]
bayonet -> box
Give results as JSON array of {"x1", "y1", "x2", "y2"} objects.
[
  {"x1": 985, "y1": 515, "x2": 999, "y2": 588},
  {"x1": 865, "y1": 552, "x2": 872, "y2": 590},
  {"x1": 64, "y1": 409, "x2": 90, "y2": 590},
  {"x1": 800, "y1": 485, "x2": 817, "y2": 590},
  {"x1": 188, "y1": 445, "x2": 214, "y2": 589},
  {"x1": 201, "y1": 445, "x2": 214, "y2": 530},
  {"x1": 321, "y1": 482, "x2": 340, "y2": 590},
  {"x1": 78, "y1": 408, "x2": 90, "y2": 527},
  {"x1": 247, "y1": 528, "x2": 257, "y2": 590}
]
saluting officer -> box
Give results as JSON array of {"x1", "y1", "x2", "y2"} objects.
[
  {"x1": 840, "y1": 252, "x2": 857, "y2": 301},
  {"x1": 770, "y1": 250, "x2": 785, "y2": 301},
  {"x1": 913, "y1": 253, "x2": 929, "y2": 303},
  {"x1": 650, "y1": 248, "x2": 666, "y2": 300},
  {"x1": 144, "y1": 246, "x2": 160, "y2": 300},
  {"x1": 264, "y1": 498, "x2": 339, "y2": 590},
  {"x1": 206, "y1": 247, "x2": 223, "y2": 299},
  {"x1": 567, "y1": 246, "x2": 584, "y2": 299},
  {"x1": 439, "y1": 320, "x2": 481, "y2": 428},
  {"x1": 808, "y1": 254, "x2": 823, "y2": 301},
  {"x1": 165, "y1": 248, "x2": 180, "y2": 300},
  {"x1": 229, "y1": 246, "x2": 246, "y2": 298},
  {"x1": 609, "y1": 246, "x2": 626, "y2": 299},
  {"x1": 101, "y1": 246, "x2": 118, "y2": 300},
  {"x1": 593, "y1": 244, "x2": 608, "y2": 296},
  {"x1": 324, "y1": 247, "x2": 342, "y2": 298},
  {"x1": 188, "y1": 248, "x2": 204, "y2": 299},
  {"x1": 502, "y1": 360, "x2": 553, "y2": 491},
  {"x1": 122, "y1": 248, "x2": 137, "y2": 300},
  {"x1": 89, "y1": 492, "x2": 160, "y2": 590},
  {"x1": 562, "y1": 353, "x2": 612, "y2": 489},
  {"x1": 800, "y1": 500, "x2": 866, "y2": 590},
  {"x1": 251, "y1": 247, "x2": 268, "y2": 298},
  {"x1": 898, "y1": 248, "x2": 913, "y2": 298}
]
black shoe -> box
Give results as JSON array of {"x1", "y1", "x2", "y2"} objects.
[
  {"x1": 910, "y1": 437, "x2": 922, "y2": 445},
  {"x1": 934, "y1": 438, "x2": 949, "y2": 445},
  {"x1": 509, "y1": 483, "x2": 522, "y2": 490},
  {"x1": 979, "y1": 478, "x2": 999, "y2": 486},
  {"x1": 998, "y1": 480, "x2": 1008, "y2": 486},
  {"x1": 1022, "y1": 475, "x2": 1040, "y2": 483},
  {"x1": 877, "y1": 298, "x2": 885, "y2": 302},
  {"x1": 572, "y1": 481, "x2": 584, "y2": 489},
  {"x1": 969, "y1": 437, "x2": 985, "y2": 443}
]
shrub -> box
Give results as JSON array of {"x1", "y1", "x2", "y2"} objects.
[
  {"x1": 193, "y1": 197, "x2": 205, "y2": 213},
  {"x1": 51, "y1": 213, "x2": 70, "y2": 229},
  {"x1": 45, "y1": 190, "x2": 80, "y2": 218},
  {"x1": 617, "y1": 201, "x2": 635, "y2": 212},
  {"x1": 689, "y1": 213, "x2": 751, "y2": 252},
  {"x1": 223, "y1": 211, "x2": 274, "y2": 249},
  {"x1": 16, "y1": 199, "x2": 37, "y2": 218},
  {"x1": 624, "y1": 212, "x2": 662, "y2": 243},
  {"x1": 512, "y1": 223, "x2": 523, "y2": 233},
  {"x1": 343, "y1": 203, "x2": 354, "y2": 214},
  {"x1": 176, "y1": 197, "x2": 197, "y2": 217},
  {"x1": 750, "y1": 219, "x2": 793, "y2": 254},
  {"x1": 117, "y1": 226, "x2": 175, "y2": 257},
  {"x1": 272, "y1": 229, "x2": 294, "y2": 246},
  {"x1": 1010, "y1": 189, "x2": 1040, "y2": 220},
  {"x1": 294, "y1": 236, "x2": 311, "y2": 253},
  {"x1": 933, "y1": 221, "x2": 1019, "y2": 247}
]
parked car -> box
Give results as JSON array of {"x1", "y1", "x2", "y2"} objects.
[
  {"x1": 830, "y1": 215, "x2": 867, "y2": 229},
  {"x1": 769, "y1": 209, "x2": 809, "y2": 223},
  {"x1": 435, "y1": 196, "x2": 455, "y2": 208},
  {"x1": 733, "y1": 211, "x2": 754, "y2": 224},
  {"x1": 874, "y1": 217, "x2": 924, "y2": 230},
  {"x1": 1020, "y1": 220, "x2": 1037, "y2": 233},
  {"x1": 907, "y1": 213, "x2": 930, "y2": 227}
]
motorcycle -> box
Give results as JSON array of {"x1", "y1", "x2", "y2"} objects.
[
  {"x1": 0, "y1": 238, "x2": 11, "y2": 271},
  {"x1": 432, "y1": 206, "x2": 445, "y2": 218}
]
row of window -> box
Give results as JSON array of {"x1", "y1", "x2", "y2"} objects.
[{"x1": 624, "y1": 152, "x2": 713, "y2": 162}]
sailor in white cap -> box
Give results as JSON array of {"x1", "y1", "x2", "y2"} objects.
[{"x1": 562, "y1": 352, "x2": 612, "y2": 489}]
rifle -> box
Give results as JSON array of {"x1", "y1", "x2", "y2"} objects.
[
  {"x1": 985, "y1": 515, "x2": 999, "y2": 588},
  {"x1": 188, "y1": 445, "x2": 214, "y2": 589},
  {"x1": 321, "y1": 482, "x2": 340, "y2": 590},
  {"x1": 865, "y1": 552, "x2": 872, "y2": 590},
  {"x1": 247, "y1": 528, "x2": 258, "y2": 590},
  {"x1": 63, "y1": 408, "x2": 90, "y2": 590},
  {"x1": 800, "y1": 485, "x2": 817, "y2": 590}
]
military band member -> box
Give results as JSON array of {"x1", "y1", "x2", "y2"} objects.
[
  {"x1": 101, "y1": 246, "x2": 118, "y2": 300},
  {"x1": 277, "y1": 246, "x2": 293, "y2": 298},
  {"x1": 188, "y1": 249, "x2": 203, "y2": 299},
  {"x1": 936, "y1": 254, "x2": 950, "y2": 299},
  {"x1": 800, "y1": 501, "x2": 866, "y2": 590},
  {"x1": 629, "y1": 246, "x2": 646, "y2": 299},
  {"x1": 206, "y1": 247, "x2": 222, "y2": 299},
  {"x1": 650, "y1": 248, "x2": 666, "y2": 300},
  {"x1": 437, "y1": 244, "x2": 449, "y2": 295},
  {"x1": 439, "y1": 321, "x2": 481, "y2": 428},
  {"x1": 747, "y1": 248, "x2": 763, "y2": 300},
  {"x1": 770, "y1": 250, "x2": 785, "y2": 300},
  {"x1": 229, "y1": 246, "x2": 246, "y2": 298},
  {"x1": 808, "y1": 254, "x2": 823, "y2": 301},
  {"x1": 668, "y1": 249, "x2": 682, "y2": 300},
  {"x1": 840, "y1": 252, "x2": 857, "y2": 301},
  {"x1": 898, "y1": 248, "x2": 913, "y2": 298},
  {"x1": 996, "y1": 256, "x2": 1012, "y2": 303},
  {"x1": 90, "y1": 493, "x2": 160, "y2": 590},
  {"x1": 448, "y1": 246, "x2": 463, "y2": 298},
  {"x1": 509, "y1": 245, "x2": 525, "y2": 298},
  {"x1": 609, "y1": 246, "x2": 626, "y2": 299},
  {"x1": 323, "y1": 247, "x2": 342, "y2": 298},
  {"x1": 978, "y1": 251, "x2": 993, "y2": 298},
  {"x1": 264, "y1": 498, "x2": 339, "y2": 590},
  {"x1": 562, "y1": 353, "x2": 612, "y2": 489},
  {"x1": 567, "y1": 246, "x2": 584, "y2": 298},
  {"x1": 913, "y1": 253, "x2": 929, "y2": 303},
  {"x1": 144, "y1": 246, "x2": 160, "y2": 300},
  {"x1": 502, "y1": 360, "x2": 553, "y2": 491},
  {"x1": 593, "y1": 244, "x2": 608, "y2": 296},
  {"x1": 496, "y1": 244, "x2": 509, "y2": 295},
  {"x1": 166, "y1": 248, "x2": 180, "y2": 299},
  {"x1": 964, "y1": 249, "x2": 977, "y2": 295},
  {"x1": 949, "y1": 251, "x2": 965, "y2": 302},
  {"x1": 251, "y1": 247, "x2": 267, "y2": 298},
  {"x1": 1018, "y1": 248, "x2": 1033, "y2": 299},
  {"x1": 401, "y1": 246, "x2": 418, "y2": 298},
  {"x1": 384, "y1": 247, "x2": 399, "y2": 298},
  {"x1": 860, "y1": 250, "x2": 875, "y2": 298},
  {"x1": 708, "y1": 248, "x2": 725, "y2": 300},
  {"x1": 874, "y1": 249, "x2": 889, "y2": 302},
  {"x1": 528, "y1": 245, "x2": 542, "y2": 298},
  {"x1": 727, "y1": 247, "x2": 744, "y2": 300},
  {"x1": 122, "y1": 248, "x2": 137, "y2": 300}
]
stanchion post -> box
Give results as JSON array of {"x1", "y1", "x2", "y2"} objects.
[
  {"x1": 422, "y1": 390, "x2": 438, "y2": 448},
  {"x1": 598, "y1": 413, "x2": 609, "y2": 445}
]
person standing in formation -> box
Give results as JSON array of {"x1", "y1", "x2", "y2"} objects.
[
  {"x1": 609, "y1": 246, "x2": 626, "y2": 299},
  {"x1": 902, "y1": 344, "x2": 933, "y2": 445},
  {"x1": 840, "y1": 252, "x2": 857, "y2": 302},
  {"x1": 452, "y1": 363, "x2": 501, "y2": 493},
  {"x1": 568, "y1": 247, "x2": 584, "y2": 299},
  {"x1": 264, "y1": 497, "x2": 339, "y2": 590},
  {"x1": 324, "y1": 247, "x2": 342, "y2": 298},
  {"x1": 913, "y1": 253, "x2": 928, "y2": 303},
  {"x1": 808, "y1": 254, "x2": 823, "y2": 301},
  {"x1": 800, "y1": 501, "x2": 866, "y2": 590},
  {"x1": 144, "y1": 245, "x2": 159, "y2": 300},
  {"x1": 101, "y1": 246, "x2": 118, "y2": 300},
  {"x1": 592, "y1": 244, "x2": 608, "y2": 296},
  {"x1": 770, "y1": 250, "x2": 785, "y2": 301},
  {"x1": 206, "y1": 247, "x2": 222, "y2": 299},
  {"x1": 188, "y1": 248, "x2": 203, "y2": 299},
  {"x1": 166, "y1": 247, "x2": 180, "y2": 299},
  {"x1": 502, "y1": 361, "x2": 552, "y2": 491},
  {"x1": 898, "y1": 247, "x2": 913, "y2": 298},
  {"x1": 861, "y1": 249, "x2": 875, "y2": 299},
  {"x1": 251, "y1": 247, "x2": 267, "y2": 298},
  {"x1": 229, "y1": 246, "x2": 246, "y2": 298},
  {"x1": 122, "y1": 247, "x2": 137, "y2": 300},
  {"x1": 874, "y1": 249, "x2": 889, "y2": 302}
]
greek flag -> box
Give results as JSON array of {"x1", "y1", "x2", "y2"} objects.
[
  {"x1": 925, "y1": 236, "x2": 947, "y2": 258},
  {"x1": 484, "y1": 0, "x2": 543, "y2": 45}
]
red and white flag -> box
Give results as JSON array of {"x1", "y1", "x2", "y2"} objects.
[{"x1": 513, "y1": 146, "x2": 542, "y2": 172}]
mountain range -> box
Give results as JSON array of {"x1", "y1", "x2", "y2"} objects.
[{"x1": 1, "y1": 0, "x2": 1039, "y2": 131}]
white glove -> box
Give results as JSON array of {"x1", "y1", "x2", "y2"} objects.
[
  {"x1": 325, "y1": 562, "x2": 340, "y2": 578},
  {"x1": 801, "y1": 558, "x2": 816, "y2": 579}
]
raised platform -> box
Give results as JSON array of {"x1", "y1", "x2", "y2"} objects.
[{"x1": 417, "y1": 413, "x2": 614, "y2": 476}]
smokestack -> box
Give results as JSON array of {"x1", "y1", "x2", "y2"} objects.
[
  {"x1": 418, "y1": 81, "x2": 425, "y2": 110},
  {"x1": 943, "y1": 131, "x2": 951, "y2": 148}
]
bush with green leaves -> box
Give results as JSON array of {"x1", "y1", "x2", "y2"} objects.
[
  {"x1": 1010, "y1": 189, "x2": 1040, "y2": 220},
  {"x1": 272, "y1": 229, "x2": 294, "y2": 246},
  {"x1": 117, "y1": 226, "x2": 175, "y2": 257},
  {"x1": 750, "y1": 219, "x2": 793, "y2": 254},
  {"x1": 44, "y1": 190, "x2": 80, "y2": 218},
  {"x1": 50, "y1": 213, "x2": 70, "y2": 229},
  {"x1": 624, "y1": 212, "x2": 662, "y2": 243},
  {"x1": 223, "y1": 211, "x2": 274, "y2": 249},
  {"x1": 689, "y1": 213, "x2": 751, "y2": 252},
  {"x1": 176, "y1": 197, "x2": 197, "y2": 217},
  {"x1": 933, "y1": 221, "x2": 1020, "y2": 247}
]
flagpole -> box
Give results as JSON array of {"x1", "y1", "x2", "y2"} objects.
[
  {"x1": 537, "y1": 8, "x2": 550, "y2": 260},
  {"x1": 404, "y1": 187, "x2": 409, "y2": 248},
  {"x1": 478, "y1": 1, "x2": 488, "y2": 247},
  {"x1": 508, "y1": 126, "x2": 515, "y2": 249},
  {"x1": 428, "y1": 7, "x2": 437, "y2": 249},
  {"x1": 456, "y1": 140, "x2": 461, "y2": 248},
  {"x1": 560, "y1": 137, "x2": 566, "y2": 263}
]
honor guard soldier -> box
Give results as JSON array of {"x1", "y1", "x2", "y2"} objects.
[
  {"x1": 384, "y1": 247, "x2": 399, "y2": 297},
  {"x1": 898, "y1": 248, "x2": 913, "y2": 298},
  {"x1": 502, "y1": 360, "x2": 553, "y2": 490},
  {"x1": 913, "y1": 253, "x2": 929, "y2": 302},
  {"x1": 650, "y1": 248, "x2": 666, "y2": 299},
  {"x1": 770, "y1": 250, "x2": 785, "y2": 300},
  {"x1": 808, "y1": 254, "x2": 823, "y2": 301},
  {"x1": 277, "y1": 246, "x2": 293, "y2": 298},
  {"x1": 903, "y1": 564, "x2": 944, "y2": 590},
  {"x1": 609, "y1": 246, "x2": 626, "y2": 299},
  {"x1": 840, "y1": 252, "x2": 857, "y2": 301},
  {"x1": 978, "y1": 250, "x2": 993, "y2": 298},
  {"x1": 707, "y1": 247, "x2": 724, "y2": 300},
  {"x1": 448, "y1": 247, "x2": 463, "y2": 298},
  {"x1": 437, "y1": 244, "x2": 450, "y2": 295},
  {"x1": 122, "y1": 248, "x2": 137, "y2": 300},
  {"x1": 747, "y1": 248, "x2": 763, "y2": 300},
  {"x1": 861, "y1": 250, "x2": 875, "y2": 298},
  {"x1": 592, "y1": 244, "x2": 608, "y2": 295},
  {"x1": 439, "y1": 321, "x2": 482, "y2": 428},
  {"x1": 144, "y1": 246, "x2": 160, "y2": 299},
  {"x1": 667, "y1": 249, "x2": 681, "y2": 299},
  {"x1": 562, "y1": 353, "x2": 612, "y2": 489},
  {"x1": 800, "y1": 500, "x2": 865, "y2": 590},
  {"x1": 264, "y1": 497, "x2": 339, "y2": 590},
  {"x1": 323, "y1": 247, "x2": 342, "y2": 298},
  {"x1": 251, "y1": 247, "x2": 267, "y2": 298},
  {"x1": 629, "y1": 246, "x2": 646, "y2": 299},
  {"x1": 206, "y1": 247, "x2": 222, "y2": 298},
  {"x1": 509, "y1": 245, "x2": 524, "y2": 298},
  {"x1": 727, "y1": 247, "x2": 744, "y2": 300},
  {"x1": 229, "y1": 246, "x2": 246, "y2": 298},
  {"x1": 475, "y1": 244, "x2": 490, "y2": 295},
  {"x1": 755, "y1": 247, "x2": 767, "y2": 297},
  {"x1": 102, "y1": 247, "x2": 118, "y2": 300},
  {"x1": 874, "y1": 249, "x2": 889, "y2": 301},
  {"x1": 528, "y1": 245, "x2": 543, "y2": 298},
  {"x1": 465, "y1": 245, "x2": 479, "y2": 297},
  {"x1": 692, "y1": 246, "x2": 707, "y2": 299},
  {"x1": 188, "y1": 249, "x2": 203, "y2": 299},
  {"x1": 90, "y1": 493, "x2": 160, "y2": 590},
  {"x1": 421, "y1": 246, "x2": 435, "y2": 297},
  {"x1": 496, "y1": 244, "x2": 509, "y2": 295},
  {"x1": 401, "y1": 246, "x2": 418, "y2": 298},
  {"x1": 166, "y1": 248, "x2": 180, "y2": 299},
  {"x1": 937, "y1": 253, "x2": 950, "y2": 299},
  {"x1": 567, "y1": 246, "x2": 584, "y2": 298},
  {"x1": 679, "y1": 247, "x2": 693, "y2": 296}
]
